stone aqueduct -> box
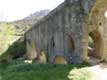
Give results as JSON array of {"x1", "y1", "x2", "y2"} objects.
[{"x1": 25, "y1": 0, "x2": 107, "y2": 64}]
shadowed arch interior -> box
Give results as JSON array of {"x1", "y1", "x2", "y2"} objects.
[
  {"x1": 67, "y1": 34, "x2": 75, "y2": 51},
  {"x1": 87, "y1": 0, "x2": 107, "y2": 63},
  {"x1": 88, "y1": 30, "x2": 102, "y2": 59}
]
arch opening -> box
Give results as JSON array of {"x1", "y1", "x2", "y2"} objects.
[
  {"x1": 88, "y1": 36, "x2": 94, "y2": 57},
  {"x1": 67, "y1": 34, "x2": 75, "y2": 50},
  {"x1": 53, "y1": 55, "x2": 67, "y2": 64},
  {"x1": 87, "y1": 0, "x2": 107, "y2": 63},
  {"x1": 49, "y1": 36, "x2": 55, "y2": 52},
  {"x1": 66, "y1": 34, "x2": 75, "y2": 55},
  {"x1": 88, "y1": 30, "x2": 102, "y2": 59}
]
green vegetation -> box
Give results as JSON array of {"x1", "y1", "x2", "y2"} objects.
[
  {"x1": 68, "y1": 68, "x2": 92, "y2": 80},
  {"x1": 0, "y1": 40, "x2": 26, "y2": 61},
  {"x1": 0, "y1": 60, "x2": 89, "y2": 80},
  {"x1": 88, "y1": 36, "x2": 94, "y2": 48}
]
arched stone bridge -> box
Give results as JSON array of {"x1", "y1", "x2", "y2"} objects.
[{"x1": 25, "y1": 0, "x2": 107, "y2": 64}]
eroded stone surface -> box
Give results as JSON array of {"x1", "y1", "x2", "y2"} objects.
[{"x1": 25, "y1": 0, "x2": 107, "y2": 64}]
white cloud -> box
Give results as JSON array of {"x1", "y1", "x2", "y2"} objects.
[{"x1": 0, "y1": 0, "x2": 64, "y2": 21}]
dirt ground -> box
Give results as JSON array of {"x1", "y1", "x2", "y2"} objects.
[{"x1": 86, "y1": 63, "x2": 107, "y2": 80}]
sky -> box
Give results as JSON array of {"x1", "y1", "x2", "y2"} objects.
[{"x1": 0, "y1": 0, "x2": 64, "y2": 22}]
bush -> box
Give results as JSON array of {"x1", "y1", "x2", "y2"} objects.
[
  {"x1": 0, "y1": 40, "x2": 26, "y2": 60},
  {"x1": 9, "y1": 41, "x2": 26, "y2": 59},
  {"x1": 68, "y1": 68, "x2": 92, "y2": 80}
]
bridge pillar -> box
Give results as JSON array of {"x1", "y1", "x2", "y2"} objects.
[
  {"x1": 26, "y1": 38, "x2": 37, "y2": 60},
  {"x1": 82, "y1": 34, "x2": 89, "y2": 63},
  {"x1": 101, "y1": 28, "x2": 107, "y2": 61}
]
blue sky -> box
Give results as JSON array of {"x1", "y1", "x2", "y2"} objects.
[{"x1": 0, "y1": 0, "x2": 64, "y2": 21}]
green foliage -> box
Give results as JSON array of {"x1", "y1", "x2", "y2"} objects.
[
  {"x1": 88, "y1": 37, "x2": 94, "y2": 48},
  {"x1": 0, "y1": 40, "x2": 26, "y2": 60},
  {"x1": 68, "y1": 68, "x2": 92, "y2": 80}
]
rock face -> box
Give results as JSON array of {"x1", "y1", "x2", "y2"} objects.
[{"x1": 25, "y1": 0, "x2": 107, "y2": 64}]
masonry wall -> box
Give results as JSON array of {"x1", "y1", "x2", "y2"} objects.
[
  {"x1": 25, "y1": 0, "x2": 87, "y2": 64},
  {"x1": 25, "y1": 0, "x2": 107, "y2": 64}
]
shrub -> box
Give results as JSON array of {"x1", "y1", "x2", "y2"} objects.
[
  {"x1": 0, "y1": 40, "x2": 26, "y2": 60},
  {"x1": 68, "y1": 68, "x2": 92, "y2": 80}
]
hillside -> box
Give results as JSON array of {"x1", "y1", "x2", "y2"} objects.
[
  {"x1": 0, "y1": 9, "x2": 50, "y2": 59},
  {"x1": 25, "y1": 9, "x2": 50, "y2": 19},
  {"x1": 12, "y1": 9, "x2": 50, "y2": 35},
  {"x1": 0, "y1": 22, "x2": 20, "y2": 56}
]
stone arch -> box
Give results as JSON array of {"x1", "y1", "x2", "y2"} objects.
[
  {"x1": 48, "y1": 32, "x2": 75, "y2": 63},
  {"x1": 53, "y1": 55, "x2": 67, "y2": 64},
  {"x1": 26, "y1": 38, "x2": 38, "y2": 60},
  {"x1": 87, "y1": 0, "x2": 107, "y2": 60},
  {"x1": 88, "y1": 30, "x2": 102, "y2": 58}
]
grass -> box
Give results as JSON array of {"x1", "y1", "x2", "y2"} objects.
[{"x1": 0, "y1": 60, "x2": 89, "y2": 80}]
